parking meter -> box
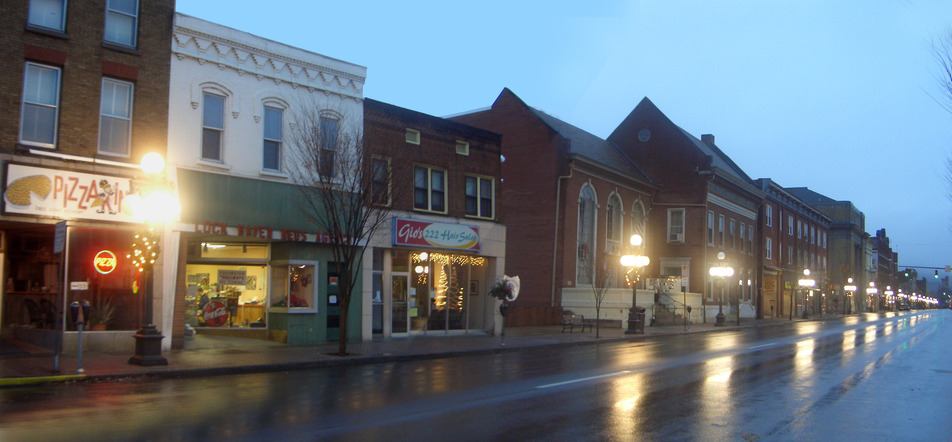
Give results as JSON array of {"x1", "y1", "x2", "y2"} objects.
[
  {"x1": 81, "y1": 301, "x2": 90, "y2": 324},
  {"x1": 70, "y1": 302, "x2": 82, "y2": 325}
]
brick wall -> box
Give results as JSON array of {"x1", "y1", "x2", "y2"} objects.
[{"x1": 0, "y1": 0, "x2": 174, "y2": 161}]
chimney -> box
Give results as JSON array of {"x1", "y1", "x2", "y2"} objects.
[{"x1": 701, "y1": 134, "x2": 715, "y2": 145}]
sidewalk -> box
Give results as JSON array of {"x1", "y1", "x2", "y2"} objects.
[{"x1": 0, "y1": 317, "x2": 800, "y2": 387}]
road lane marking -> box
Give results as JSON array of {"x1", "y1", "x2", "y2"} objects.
[
  {"x1": 535, "y1": 370, "x2": 631, "y2": 389},
  {"x1": 750, "y1": 344, "x2": 773, "y2": 349}
]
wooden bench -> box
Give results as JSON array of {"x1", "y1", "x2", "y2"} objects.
[{"x1": 561, "y1": 312, "x2": 592, "y2": 333}]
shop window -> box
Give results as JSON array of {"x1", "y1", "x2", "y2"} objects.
[
  {"x1": 65, "y1": 227, "x2": 139, "y2": 331},
  {"x1": 270, "y1": 263, "x2": 317, "y2": 313},
  {"x1": 186, "y1": 263, "x2": 268, "y2": 328}
]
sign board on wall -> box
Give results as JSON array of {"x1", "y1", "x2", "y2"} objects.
[
  {"x1": 218, "y1": 269, "x2": 247, "y2": 286},
  {"x1": 392, "y1": 218, "x2": 480, "y2": 252},
  {"x1": 3, "y1": 163, "x2": 137, "y2": 222}
]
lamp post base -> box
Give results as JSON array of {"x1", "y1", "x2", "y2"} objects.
[
  {"x1": 715, "y1": 311, "x2": 726, "y2": 326},
  {"x1": 625, "y1": 307, "x2": 645, "y2": 334},
  {"x1": 128, "y1": 324, "x2": 168, "y2": 366}
]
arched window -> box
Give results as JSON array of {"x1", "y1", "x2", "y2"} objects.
[
  {"x1": 631, "y1": 200, "x2": 646, "y2": 243},
  {"x1": 606, "y1": 193, "x2": 623, "y2": 251},
  {"x1": 577, "y1": 185, "x2": 597, "y2": 285}
]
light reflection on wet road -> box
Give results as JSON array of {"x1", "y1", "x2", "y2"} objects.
[{"x1": 1, "y1": 311, "x2": 951, "y2": 440}]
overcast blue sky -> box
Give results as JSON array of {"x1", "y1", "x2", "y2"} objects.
[{"x1": 177, "y1": 0, "x2": 952, "y2": 279}]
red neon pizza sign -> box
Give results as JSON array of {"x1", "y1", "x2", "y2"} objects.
[{"x1": 94, "y1": 250, "x2": 117, "y2": 274}]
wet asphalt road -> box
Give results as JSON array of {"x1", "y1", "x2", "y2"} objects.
[{"x1": 1, "y1": 311, "x2": 950, "y2": 441}]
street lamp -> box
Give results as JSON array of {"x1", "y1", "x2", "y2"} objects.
[
  {"x1": 843, "y1": 277, "x2": 857, "y2": 315},
  {"x1": 127, "y1": 153, "x2": 180, "y2": 366},
  {"x1": 798, "y1": 269, "x2": 815, "y2": 319},
  {"x1": 620, "y1": 234, "x2": 649, "y2": 334},
  {"x1": 709, "y1": 252, "x2": 733, "y2": 326},
  {"x1": 866, "y1": 282, "x2": 878, "y2": 312}
]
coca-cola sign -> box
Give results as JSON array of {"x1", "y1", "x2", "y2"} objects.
[
  {"x1": 392, "y1": 218, "x2": 480, "y2": 251},
  {"x1": 202, "y1": 301, "x2": 228, "y2": 327}
]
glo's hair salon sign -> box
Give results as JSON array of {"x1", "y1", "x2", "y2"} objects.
[
  {"x1": 3, "y1": 163, "x2": 137, "y2": 222},
  {"x1": 393, "y1": 218, "x2": 480, "y2": 252}
]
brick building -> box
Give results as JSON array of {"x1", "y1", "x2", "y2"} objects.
[
  {"x1": 0, "y1": 0, "x2": 174, "y2": 352},
  {"x1": 755, "y1": 180, "x2": 832, "y2": 319},
  {"x1": 609, "y1": 98, "x2": 763, "y2": 324},
  {"x1": 453, "y1": 88, "x2": 657, "y2": 327},
  {"x1": 362, "y1": 98, "x2": 506, "y2": 337}
]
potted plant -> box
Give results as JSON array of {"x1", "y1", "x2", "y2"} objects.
[{"x1": 87, "y1": 297, "x2": 116, "y2": 331}]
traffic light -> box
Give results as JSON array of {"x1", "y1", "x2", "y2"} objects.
[{"x1": 935, "y1": 270, "x2": 939, "y2": 279}]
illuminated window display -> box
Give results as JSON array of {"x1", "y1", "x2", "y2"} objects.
[{"x1": 184, "y1": 242, "x2": 269, "y2": 329}]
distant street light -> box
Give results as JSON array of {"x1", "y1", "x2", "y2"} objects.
[{"x1": 798, "y1": 269, "x2": 815, "y2": 319}]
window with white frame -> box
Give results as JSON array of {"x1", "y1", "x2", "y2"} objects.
[
  {"x1": 577, "y1": 185, "x2": 597, "y2": 285},
  {"x1": 262, "y1": 106, "x2": 283, "y2": 171},
  {"x1": 28, "y1": 0, "x2": 67, "y2": 32},
  {"x1": 456, "y1": 140, "x2": 469, "y2": 156},
  {"x1": 797, "y1": 220, "x2": 802, "y2": 239},
  {"x1": 19, "y1": 63, "x2": 61, "y2": 148},
  {"x1": 104, "y1": 0, "x2": 138, "y2": 47},
  {"x1": 465, "y1": 175, "x2": 494, "y2": 218},
  {"x1": 788, "y1": 215, "x2": 793, "y2": 236},
  {"x1": 413, "y1": 165, "x2": 446, "y2": 213},
  {"x1": 668, "y1": 209, "x2": 685, "y2": 243},
  {"x1": 766, "y1": 238, "x2": 773, "y2": 260},
  {"x1": 371, "y1": 156, "x2": 391, "y2": 206},
  {"x1": 766, "y1": 205, "x2": 773, "y2": 227},
  {"x1": 718, "y1": 214, "x2": 725, "y2": 246},
  {"x1": 811, "y1": 226, "x2": 816, "y2": 244},
  {"x1": 606, "y1": 194, "x2": 622, "y2": 252},
  {"x1": 201, "y1": 92, "x2": 225, "y2": 161},
  {"x1": 318, "y1": 116, "x2": 339, "y2": 178},
  {"x1": 98, "y1": 78, "x2": 133, "y2": 156},
  {"x1": 707, "y1": 211, "x2": 714, "y2": 246},
  {"x1": 405, "y1": 128, "x2": 420, "y2": 145}
]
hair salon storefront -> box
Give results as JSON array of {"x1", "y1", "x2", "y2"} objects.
[
  {"x1": 368, "y1": 217, "x2": 506, "y2": 338},
  {"x1": 171, "y1": 169, "x2": 361, "y2": 349}
]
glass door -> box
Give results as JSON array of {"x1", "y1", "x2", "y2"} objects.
[{"x1": 391, "y1": 275, "x2": 408, "y2": 334}]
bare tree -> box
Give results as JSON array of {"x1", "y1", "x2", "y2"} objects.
[
  {"x1": 285, "y1": 99, "x2": 393, "y2": 356},
  {"x1": 583, "y1": 256, "x2": 617, "y2": 338},
  {"x1": 932, "y1": 30, "x2": 952, "y2": 115}
]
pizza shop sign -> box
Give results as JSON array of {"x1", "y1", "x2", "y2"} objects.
[
  {"x1": 393, "y1": 218, "x2": 480, "y2": 252},
  {"x1": 3, "y1": 163, "x2": 136, "y2": 222}
]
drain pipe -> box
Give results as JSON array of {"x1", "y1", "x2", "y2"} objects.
[{"x1": 551, "y1": 168, "x2": 574, "y2": 307}]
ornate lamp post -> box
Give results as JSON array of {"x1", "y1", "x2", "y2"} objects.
[
  {"x1": 127, "y1": 153, "x2": 180, "y2": 366},
  {"x1": 798, "y1": 269, "x2": 815, "y2": 319},
  {"x1": 620, "y1": 234, "x2": 649, "y2": 334},
  {"x1": 843, "y1": 277, "x2": 857, "y2": 315},
  {"x1": 866, "y1": 282, "x2": 878, "y2": 312},
  {"x1": 709, "y1": 252, "x2": 733, "y2": 326}
]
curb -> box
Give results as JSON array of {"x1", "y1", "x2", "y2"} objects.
[{"x1": 0, "y1": 374, "x2": 87, "y2": 387}]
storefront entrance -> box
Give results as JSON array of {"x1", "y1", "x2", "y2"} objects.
[{"x1": 389, "y1": 250, "x2": 489, "y2": 335}]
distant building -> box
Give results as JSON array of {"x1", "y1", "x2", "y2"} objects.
[
  {"x1": 609, "y1": 98, "x2": 764, "y2": 324},
  {"x1": 786, "y1": 187, "x2": 871, "y2": 313},
  {"x1": 755, "y1": 181, "x2": 831, "y2": 318},
  {"x1": 452, "y1": 88, "x2": 658, "y2": 326}
]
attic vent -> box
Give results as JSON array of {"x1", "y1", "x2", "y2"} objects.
[
  {"x1": 456, "y1": 141, "x2": 469, "y2": 156},
  {"x1": 405, "y1": 129, "x2": 420, "y2": 145}
]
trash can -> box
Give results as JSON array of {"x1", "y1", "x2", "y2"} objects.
[{"x1": 626, "y1": 306, "x2": 646, "y2": 334}]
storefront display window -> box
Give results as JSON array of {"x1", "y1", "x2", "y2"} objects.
[
  {"x1": 270, "y1": 262, "x2": 318, "y2": 313},
  {"x1": 185, "y1": 241, "x2": 270, "y2": 329},
  {"x1": 66, "y1": 227, "x2": 139, "y2": 331}
]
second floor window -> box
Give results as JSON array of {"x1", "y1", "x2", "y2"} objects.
[
  {"x1": 766, "y1": 205, "x2": 773, "y2": 227},
  {"x1": 201, "y1": 92, "x2": 224, "y2": 161},
  {"x1": 414, "y1": 166, "x2": 445, "y2": 212},
  {"x1": 29, "y1": 0, "x2": 66, "y2": 32},
  {"x1": 465, "y1": 175, "x2": 494, "y2": 218},
  {"x1": 318, "y1": 117, "x2": 339, "y2": 177},
  {"x1": 718, "y1": 214, "x2": 725, "y2": 246},
  {"x1": 370, "y1": 157, "x2": 390, "y2": 206},
  {"x1": 707, "y1": 211, "x2": 714, "y2": 246},
  {"x1": 98, "y1": 78, "x2": 133, "y2": 156},
  {"x1": 739, "y1": 223, "x2": 746, "y2": 253},
  {"x1": 668, "y1": 209, "x2": 685, "y2": 243},
  {"x1": 104, "y1": 0, "x2": 138, "y2": 47},
  {"x1": 262, "y1": 106, "x2": 282, "y2": 171},
  {"x1": 20, "y1": 63, "x2": 61, "y2": 148}
]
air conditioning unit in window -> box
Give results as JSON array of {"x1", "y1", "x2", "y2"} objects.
[{"x1": 669, "y1": 233, "x2": 683, "y2": 242}]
